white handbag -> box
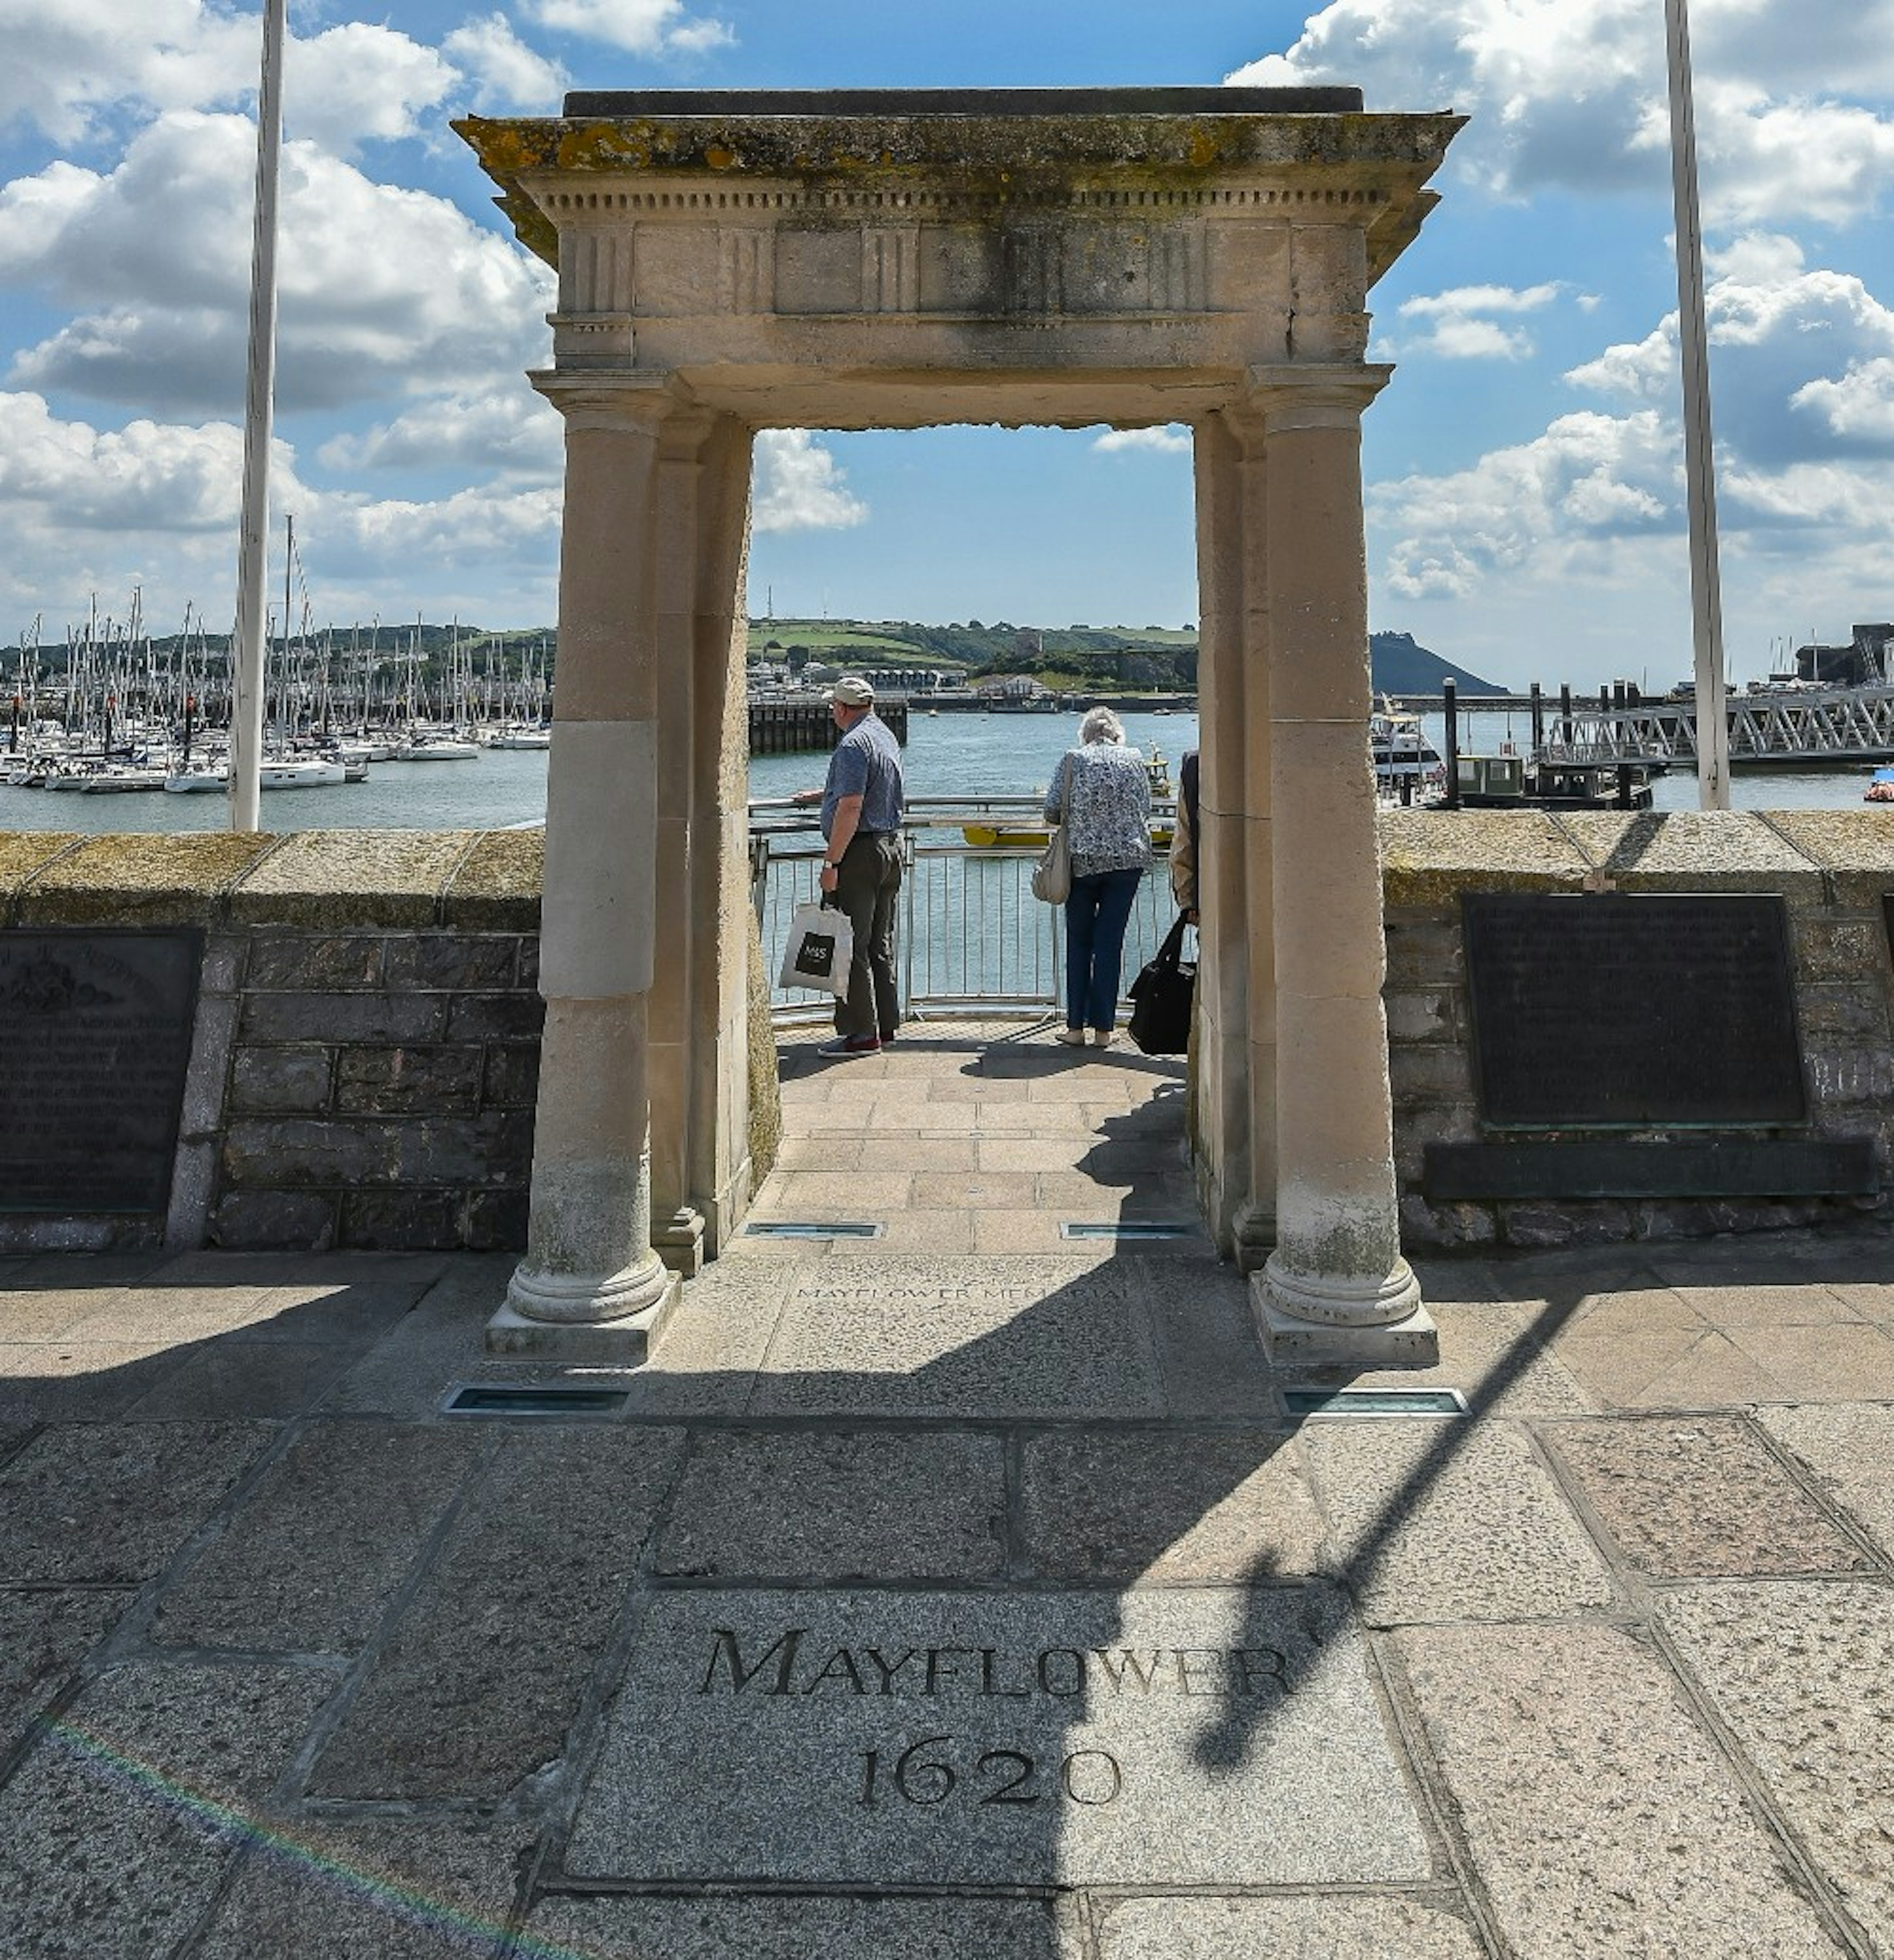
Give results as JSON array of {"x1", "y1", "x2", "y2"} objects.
[
  {"x1": 1031, "y1": 824, "x2": 1072, "y2": 905},
  {"x1": 777, "y1": 901, "x2": 854, "y2": 998}
]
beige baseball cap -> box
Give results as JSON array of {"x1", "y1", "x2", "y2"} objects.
[{"x1": 827, "y1": 674, "x2": 875, "y2": 706}]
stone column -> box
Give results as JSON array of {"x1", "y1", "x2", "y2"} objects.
[
  {"x1": 1250, "y1": 368, "x2": 1436, "y2": 1366},
  {"x1": 1190, "y1": 412, "x2": 1258, "y2": 1258},
  {"x1": 687, "y1": 419, "x2": 760, "y2": 1251},
  {"x1": 490, "y1": 378, "x2": 680, "y2": 1361},
  {"x1": 647, "y1": 409, "x2": 757, "y2": 1272}
]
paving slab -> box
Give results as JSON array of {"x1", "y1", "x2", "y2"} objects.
[
  {"x1": 1758, "y1": 1403, "x2": 1894, "y2": 1559},
  {"x1": 655, "y1": 1429, "x2": 1006, "y2": 1581},
  {"x1": 624, "y1": 1254, "x2": 802, "y2": 1414},
  {"x1": 0, "y1": 1339, "x2": 193, "y2": 1423},
  {"x1": 1663, "y1": 1282, "x2": 1867, "y2": 1328},
  {"x1": 0, "y1": 1420, "x2": 272, "y2": 1582},
  {"x1": 153, "y1": 1421, "x2": 488, "y2": 1653},
  {"x1": 1724, "y1": 1321, "x2": 1894, "y2": 1401},
  {"x1": 191, "y1": 1815, "x2": 525, "y2": 1960},
  {"x1": 118, "y1": 1338, "x2": 359, "y2": 1420},
  {"x1": 747, "y1": 1256, "x2": 1164, "y2": 1418},
  {"x1": 1321, "y1": 1301, "x2": 1595, "y2": 1417},
  {"x1": 1017, "y1": 1429, "x2": 1326, "y2": 1583},
  {"x1": 320, "y1": 1256, "x2": 517, "y2": 1418},
  {"x1": 1093, "y1": 1893, "x2": 1487, "y2": 1959},
  {"x1": 1303, "y1": 1419, "x2": 1618, "y2": 1625},
  {"x1": 1550, "y1": 1325, "x2": 1784, "y2": 1410},
  {"x1": 0, "y1": 1589, "x2": 134, "y2": 1760},
  {"x1": 1545, "y1": 1415, "x2": 1873, "y2": 1578},
  {"x1": 524, "y1": 1893, "x2": 1078, "y2": 1959},
  {"x1": 0, "y1": 1662, "x2": 337, "y2": 1960},
  {"x1": 1139, "y1": 1256, "x2": 1280, "y2": 1418},
  {"x1": 1660, "y1": 1580, "x2": 1894, "y2": 1954},
  {"x1": 310, "y1": 1424, "x2": 684, "y2": 1801},
  {"x1": 58, "y1": 1283, "x2": 283, "y2": 1343},
  {"x1": 565, "y1": 1582, "x2": 1430, "y2": 1888},
  {"x1": 1394, "y1": 1622, "x2": 1844, "y2": 1959}
]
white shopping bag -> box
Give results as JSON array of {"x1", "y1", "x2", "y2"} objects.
[{"x1": 778, "y1": 901, "x2": 854, "y2": 998}]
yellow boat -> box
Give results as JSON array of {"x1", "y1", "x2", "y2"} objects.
[{"x1": 960, "y1": 822, "x2": 1174, "y2": 849}]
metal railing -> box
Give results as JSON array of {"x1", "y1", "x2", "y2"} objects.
[{"x1": 752, "y1": 795, "x2": 1179, "y2": 1019}]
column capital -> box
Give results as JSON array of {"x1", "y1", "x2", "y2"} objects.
[
  {"x1": 1241, "y1": 363, "x2": 1393, "y2": 433},
  {"x1": 528, "y1": 369, "x2": 697, "y2": 436}
]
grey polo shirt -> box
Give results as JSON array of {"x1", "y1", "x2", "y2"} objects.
[{"x1": 821, "y1": 713, "x2": 905, "y2": 839}]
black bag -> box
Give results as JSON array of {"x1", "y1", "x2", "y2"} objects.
[{"x1": 1128, "y1": 913, "x2": 1196, "y2": 1055}]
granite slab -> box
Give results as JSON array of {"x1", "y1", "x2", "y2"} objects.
[
  {"x1": 309, "y1": 1425, "x2": 684, "y2": 1800},
  {"x1": 1094, "y1": 1893, "x2": 1487, "y2": 1959},
  {"x1": 1545, "y1": 1415, "x2": 1872, "y2": 1578},
  {"x1": 153, "y1": 1421, "x2": 487, "y2": 1653},
  {"x1": 0, "y1": 1662, "x2": 337, "y2": 1960},
  {"x1": 0, "y1": 1590, "x2": 133, "y2": 1760},
  {"x1": 1016, "y1": 1429, "x2": 1326, "y2": 1583},
  {"x1": 191, "y1": 1815, "x2": 526, "y2": 1960},
  {"x1": 1660, "y1": 1580, "x2": 1894, "y2": 1953},
  {"x1": 524, "y1": 1894, "x2": 1078, "y2": 1960},
  {"x1": 1395, "y1": 1623, "x2": 1842, "y2": 1959},
  {"x1": 654, "y1": 1429, "x2": 1006, "y2": 1582},
  {"x1": 1303, "y1": 1419, "x2": 1618, "y2": 1625},
  {"x1": 565, "y1": 1583, "x2": 1430, "y2": 1888},
  {"x1": 747, "y1": 1256, "x2": 1165, "y2": 1418},
  {"x1": 1758, "y1": 1403, "x2": 1894, "y2": 1559},
  {"x1": 0, "y1": 1420, "x2": 272, "y2": 1582}
]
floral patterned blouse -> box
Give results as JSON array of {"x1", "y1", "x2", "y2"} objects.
[{"x1": 1043, "y1": 741, "x2": 1153, "y2": 879}]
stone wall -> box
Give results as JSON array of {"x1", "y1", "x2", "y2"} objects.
[
  {"x1": 0, "y1": 829, "x2": 546, "y2": 1254},
  {"x1": 1381, "y1": 807, "x2": 1894, "y2": 1249},
  {"x1": 5, "y1": 811, "x2": 1892, "y2": 1259}
]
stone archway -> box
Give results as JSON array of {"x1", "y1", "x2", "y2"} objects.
[{"x1": 457, "y1": 86, "x2": 1463, "y2": 1368}]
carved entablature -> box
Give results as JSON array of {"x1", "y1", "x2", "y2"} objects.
[{"x1": 455, "y1": 90, "x2": 1462, "y2": 428}]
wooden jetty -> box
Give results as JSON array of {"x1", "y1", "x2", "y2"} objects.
[{"x1": 748, "y1": 696, "x2": 908, "y2": 755}]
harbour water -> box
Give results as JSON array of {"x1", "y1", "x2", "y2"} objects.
[{"x1": 0, "y1": 708, "x2": 1876, "y2": 837}]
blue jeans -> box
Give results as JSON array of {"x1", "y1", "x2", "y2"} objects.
[{"x1": 1064, "y1": 868, "x2": 1143, "y2": 1030}]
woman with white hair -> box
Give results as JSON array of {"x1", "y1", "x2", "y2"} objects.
[{"x1": 1042, "y1": 705, "x2": 1152, "y2": 1047}]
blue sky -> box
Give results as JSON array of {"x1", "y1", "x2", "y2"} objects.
[{"x1": 1, "y1": 0, "x2": 1891, "y2": 688}]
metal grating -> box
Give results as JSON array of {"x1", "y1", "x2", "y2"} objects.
[
  {"x1": 1282, "y1": 1387, "x2": 1468, "y2": 1419},
  {"x1": 744, "y1": 1221, "x2": 885, "y2": 1239},
  {"x1": 1059, "y1": 1222, "x2": 1195, "y2": 1241},
  {"x1": 443, "y1": 1385, "x2": 631, "y2": 1418}
]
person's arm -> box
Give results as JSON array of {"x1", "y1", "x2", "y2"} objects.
[
  {"x1": 791, "y1": 785, "x2": 823, "y2": 805},
  {"x1": 819, "y1": 794, "x2": 863, "y2": 895},
  {"x1": 1042, "y1": 752, "x2": 1069, "y2": 826},
  {"x1": 1169, "y1": 786, "x2": 1197, "y2": 919}
]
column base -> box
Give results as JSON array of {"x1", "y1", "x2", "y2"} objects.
[
  {"x1": 485, "y1": 1272, "x2": 680, "y2": 1365},
  {"x1": 1252, "y1": 1255, "x2": 1438, "y2": 1368},
  {"x1": 1252, "y1": 1282, "x2": 1439, "y2": 1368},
  {"x1": 653, "y1": 1206, "x2": 706, "y2": 1278},
  {"x1": 489, "y1": 1253, "x2": 679, "y2": 1363}
]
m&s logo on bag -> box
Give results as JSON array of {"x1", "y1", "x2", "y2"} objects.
[{"x1": 797, "y1": 931, "x2": 835, "y2": 979}]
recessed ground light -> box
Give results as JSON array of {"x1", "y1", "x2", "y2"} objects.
[
  {"x1": 744, "y1": 1221, "x2": 885, "y2": 1239},
  {"x1": 1282, "y1": 1388, "x2": 1468, "y2": 1418},
  {"x1": 442, "y1": 1385, "x2": 631, "y2": 1418},
  {"x1": 1059, "y1": 1222, "x2": 1195, "y2": 1240}
]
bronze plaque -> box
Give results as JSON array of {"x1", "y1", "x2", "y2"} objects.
[
  {"x1": 1463, "y1": 894, "x2": 1804, "y2": 1127},
  {"x1": 0, "y1": 930, "x2": 202, "y2": 1212}
]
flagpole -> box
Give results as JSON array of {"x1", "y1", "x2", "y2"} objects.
[
  {"x1": 1664, "y1": 0, "x2": 1731, "y2": 810},
  {"x1": 229, "y1": 0, "x2": 285, "y2": 832}
]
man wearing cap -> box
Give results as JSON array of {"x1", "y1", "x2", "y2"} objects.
[{"x1": 792, "y1": 675, "x2": 906, "y2": 1057}]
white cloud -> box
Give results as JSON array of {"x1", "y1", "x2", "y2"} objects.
[
  {"x1": 751, "y1": 430, "x2": 866, "y2": 534},
  {"x1": 0, "y1": 111, "x2": 553, "y2": 414},
  {"x1": 1230, "y1": 0, "x2": 1894, "y2": 226},
  {"x1": 320, "y1": 389, "x2": 562, "y2": 478},
  {"x1": 524, "y1": 0, "x2": 733, "y2": 56},
  {"x1": 1792, "y1": 358, "x2": 1894, "y2": 449},
  {"x1": 1093, "y1": 426, "x2": 1192, "y2": 454},
  {"x1": 0, "y1": 1, "x2": 461, "y2": 150},
  {"x1": 1392, "y1": 282, "x2": 1565, "y2": 361},
  {"x1": 442, "y1": 13, "x2": 567, "y2": 113},
  {"x1": 0, "y1": 388, "x2": 562, "y2": 626}
]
